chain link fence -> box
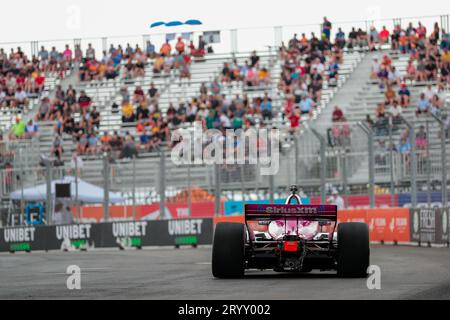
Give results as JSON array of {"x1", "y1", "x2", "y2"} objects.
[{"x1": 1, "y1": 113, "x2": 449, "y2": 225}]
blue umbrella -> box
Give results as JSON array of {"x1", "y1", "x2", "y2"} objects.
[
  {"x1": 185, "y1": 19, "x2": 202, "y2": 26},
  {"x1": 165, "y1": 21, "x2": 184, "y2": 27},
  {"x1": 150, "y1": 21, "x2": 165, "y2": 28}
]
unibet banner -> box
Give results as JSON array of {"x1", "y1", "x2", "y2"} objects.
[
  {"x1": 45, "y1": 223, "x2": 98, "y2": 251},
  {"x1": 0, "y1": 218, "x2": 214, "y2": 252},
  {"x1": 0, "y1": 226, "x2": 47, "y2": 252}
]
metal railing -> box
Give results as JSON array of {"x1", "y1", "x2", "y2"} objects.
[{"x1": 1, "y1": 14, "x2": 448, "y2": 57}]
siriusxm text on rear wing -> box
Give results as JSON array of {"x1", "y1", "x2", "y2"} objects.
[{"x1": 245, "y1": 204, "x2": 338, "y2": 215}]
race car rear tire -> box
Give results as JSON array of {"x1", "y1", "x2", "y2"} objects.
[
  {"x1": 212, "y1": 223, "x2": 245, "y2": 278},
  {"x1": 337, "y1": 222, "x2": 370, "y2": 278}
]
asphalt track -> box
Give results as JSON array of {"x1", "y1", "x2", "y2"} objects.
[{"x1": 1, "y1": 245, "x2": 450, "y2": 300}]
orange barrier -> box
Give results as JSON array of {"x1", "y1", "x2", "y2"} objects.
[
  {"x1": 339, "y1": 208, "x2": 410, "y2": 242},
  {"x1": 73, "y1": 205, "x2": 141, "y2": 222},
  {"x1": 214, "y1": 208, "x2": 411, "y2": 242},
  {"x1": 75, "y1": 202, "x2": 219, "y2": 222},
  {"x1": 214, "y1": 216, "x2": 244, "y2": 224}
]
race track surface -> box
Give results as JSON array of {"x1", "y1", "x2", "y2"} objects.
[{"x1": 1, "y1": 245, "x2": 450, "y2": 300}]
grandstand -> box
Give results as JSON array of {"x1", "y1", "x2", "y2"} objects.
[{"x1": 1, "y1": 14, "x2": 450, "y2": 224}]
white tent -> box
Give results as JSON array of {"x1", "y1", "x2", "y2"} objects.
[{"x1": 10, "y1": 176, "x2": 124, "y2": 204}]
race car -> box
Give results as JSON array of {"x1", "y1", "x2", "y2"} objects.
[{"x1": 212, "y1": 185, "x2": 369, "y2": 278}]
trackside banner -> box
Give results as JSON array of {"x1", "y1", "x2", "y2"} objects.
[
  {"x1": 0, "y1": 218, "x2": 213, "y2": 252},
  {"x1": 0, "y1": 226, "x2": 47, "y2": 252},
  {"x1": 1, "y1": 208, "x2": 448, "y2": 252},
  {"x1": 45, "y1": 223, "x2": 99, "y2": 251},
  {"x1": 410, "y1": 208, "x2": 449, "y2": 245}
]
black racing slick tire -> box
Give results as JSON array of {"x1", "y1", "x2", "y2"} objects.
[
  {"x1": 212, "y1": 222, "x2": 245, "y2": 279},
  {"x1": 337, "y1": 222, "x2": 370, "y2": 278}
]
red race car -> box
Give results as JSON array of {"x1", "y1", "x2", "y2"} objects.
[{"x1": 212, "y1": 185, "x2": 369, "y2": 278}]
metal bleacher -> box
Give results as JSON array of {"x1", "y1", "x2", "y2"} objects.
[{"x1": 34, "y1": 48, "x2": 363, "y2": 159}]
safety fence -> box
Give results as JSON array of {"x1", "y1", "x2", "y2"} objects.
[{"x1": 1, "y1": 207, "x2": 448, "y2": 253}]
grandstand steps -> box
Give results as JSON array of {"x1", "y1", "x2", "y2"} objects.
[{"x1": 317, "y1": 51, "x2": 375, "y2": 130}]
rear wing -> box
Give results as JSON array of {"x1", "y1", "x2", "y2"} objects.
[{"x1": 244, "y1": 204, "x2": 338, "y2": 222}]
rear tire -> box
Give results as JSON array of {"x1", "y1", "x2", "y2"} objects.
[
  {"x1": 212, "y1": 223, "x2": 245, "y2": 278},
  {"x1": 337, "y1": 222, "x2": 370, "y2": 278}
]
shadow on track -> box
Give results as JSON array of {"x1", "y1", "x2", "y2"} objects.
[{"x1": 240, "y1": 271, "x2": 338, "y2": 279}]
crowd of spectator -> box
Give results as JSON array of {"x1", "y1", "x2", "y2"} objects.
[
  {"x1": 4, "y1": 19, "x2": 449, "y2": 167},
  {"x1": 6, "y1": 35, "x2": 209, "y2": 161},
  {"x1": 367, "y1": 20, "x2": 449, "y2": 157},
  {"x1": 371, "y1": 21, "x2": 450, "y2": 87},
  {"x1": 219, "y1": 51, "x2": 271, "y2": 88},
  {"x1": 328, "y1": 105, "x2": 351, "y2": 148},
  {"x1": 0, "y1": 47, "x2": 48, "y2": 110},
  {"x1": 122, "y1": 80, "x2": 275, "y2": 156},
  {"x1": 77, "y1": 35, "x2": 209, "y2": 83},
  {"x1": 279, "y1": 18, "x2": 345, "y2": 132}
]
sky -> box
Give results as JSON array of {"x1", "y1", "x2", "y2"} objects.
[{"x1": 1, "y1": 0, "x2": 449, "y2": 53}]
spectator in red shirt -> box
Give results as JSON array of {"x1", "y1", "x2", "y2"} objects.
[
  {"x1": 379, "y1": 26, "x2": 390, "y2": 45},
  {"x1": 133, "y1": 86, "x2": 145, "y2": 104},
  {"x1": 284, "y1": 94, "x2": 295, "y2": 116},
  {"x1": 289, "y1": 108, "x2": 301, "y2": 134},
  {"x1": 417, "y1": 22, "x2": 427, "y2": 40},
  {"x1": 77, "y1": 90, "x2": 92, "y2": 111},
  {"x1": 332, "y1": 105, "x2": 344, "y2": 122}
]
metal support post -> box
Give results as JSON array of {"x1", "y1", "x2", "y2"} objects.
[
  {"x1": 159, "y1": 148, "x2": 166, "y2": 219},
  {"x1": 187, "y1": 164, "x2": 192, "y2": 217},
  {"x1": 358, "y1": 122, "x2": 375, "y2": 208},
  {"x1": 341, "y1": 149, "x2": 348, "y2": 208},
  {"x1": 426, "y1": 120, "x2": 431, "y2": 207},
  {"x1": 75, "y1": 154, "x2": 80, "y2": 221},
  {"x1": 311, "y1": 128, "x2": 327, "y2": 203},
  {"x1": 214, "y1": 164, "x2": 221, "y2": 217},
  {"x1": 46, "y1": 161, "x2": 52, "y2": 224},
  {"x1": 132, "y1": 156, "x2": 137, "y2": 220},
  {"x1": 401, "y1": 116, "x2": 417, "y2": 208},
  {"x1": 103, "y1": 153, "x2": 110, "y2": 222},
  {"x1": 431, "y1": 113, "x2": 447, "y2": 208},
  {"x1": 389, "y1": 116, "x2": 395, "y2": 207}
]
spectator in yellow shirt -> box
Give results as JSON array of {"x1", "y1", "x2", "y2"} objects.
[
  {"x1": 122, "y1": 102, "x2": 135, "y2": 123},
  {"x1": 442, "y1": 48, "x2": 450, "y2": 64},
  {"x1": 153, "y1": 55, "x2": 164, "y2": 74}
]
